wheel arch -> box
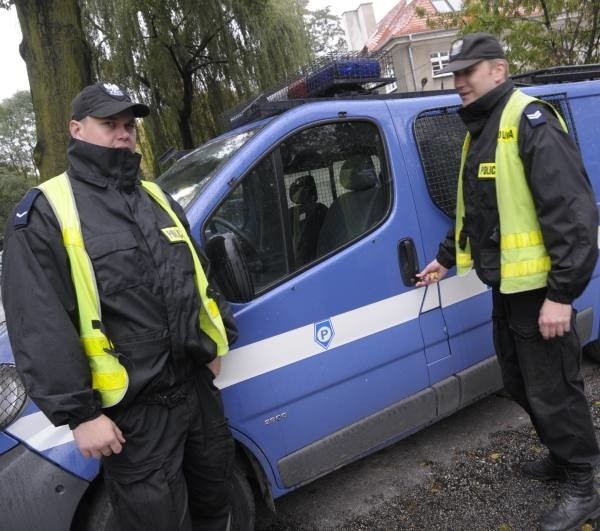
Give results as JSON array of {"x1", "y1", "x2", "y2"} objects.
[{"x1": 231, "y1": 428, "x2": 277, "y2": 512}]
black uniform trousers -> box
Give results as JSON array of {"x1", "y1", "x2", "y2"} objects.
[
  {"x1": 102, "y1": 366, "x2": 234, "y2": 531},
  {"x1": 492, "y1": 287, "x2": 599, "y2": 470}
]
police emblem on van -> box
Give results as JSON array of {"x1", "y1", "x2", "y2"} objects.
[{"x1": 314, "y1": 319, "x2": 335, "y2": 349}]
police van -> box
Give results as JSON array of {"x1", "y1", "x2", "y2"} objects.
[{"x1": 1, "y1": 55, "x2": 599, "y2": 530}]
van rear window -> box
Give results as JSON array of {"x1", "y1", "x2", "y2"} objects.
[
  {"x1": 413, "y1": 106, "x2": 464, "y2": 218},
  {"x1": 413, "y1": 93, "x2": 577, "y2": 218}
]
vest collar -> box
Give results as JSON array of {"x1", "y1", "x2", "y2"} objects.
[
  {"x1": 459, "y1": 80, "x2": 514, "y2": 136},
  {"x1": 67, "y1": 138, "x2": 142, "y2": 191}
]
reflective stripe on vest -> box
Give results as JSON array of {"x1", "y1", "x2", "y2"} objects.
[
  {"x1": 38, "y1": 173, "x2": 128, "y2": 407},
  {"x1": 140, "y1": 180, "x2": 229, "y2": 356},
  {"x1": 455, "y1": 90, "x2": 568, "y2": 293}
]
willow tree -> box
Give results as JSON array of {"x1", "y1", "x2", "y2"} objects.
[
  {"x1": 3, "y1": 0, "x2": 92, "y2": 181},
  {"x1": 82, "y1": 0, "x2": 312, "y2": 172},
  {"x1": 419, "y1": 0, "x2": 600, "y2": 72},
  {"x1": 0, "y1": 91, "x2": 37, "y2": 180}
]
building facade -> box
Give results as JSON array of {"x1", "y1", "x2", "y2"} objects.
[{"x1": 342, "y1": 1, "x2": 462, "y2": 93}]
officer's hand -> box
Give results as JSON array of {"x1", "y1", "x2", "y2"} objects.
[
  {"x1": 415, "y1": 259, "x2": 448, "y2": 287},
  {"x1": 73, "y1": 414, "x2": 126, "y2": 459},
  {"x1": 538, "y1": 299, "x2": 572, "y2": 340},
  {"x1": 207, "y1": 356, "x2": 221, "y2": 377}
]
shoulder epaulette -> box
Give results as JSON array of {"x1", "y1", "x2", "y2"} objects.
[
  {"x1": 523, "y1": 103, "x2": 547, "y2": 128},
  {"x1": 13, "y1": 188, "x2": 41, "y2": 229}
]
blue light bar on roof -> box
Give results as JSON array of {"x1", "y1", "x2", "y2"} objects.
[
  {"x1": 288, "y1": 57, "x2": 382, "y2": 99},
  {"x1": 220, "y1": 52, "x2": 396, "y2": 131}
]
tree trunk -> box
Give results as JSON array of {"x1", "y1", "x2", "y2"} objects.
[
  {"x1": 15, "y1": 0, "x2": 92, "y2": 181},
  {"x1": 179, "y1": 72, "x2": 195, "y2": 149}
]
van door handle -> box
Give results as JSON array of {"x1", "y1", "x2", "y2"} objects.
[{"x1": 398, "y1": 238, "x2": 420, "y2": 286}]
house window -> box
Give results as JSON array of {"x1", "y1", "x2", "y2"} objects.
[
  {"x1": 432, "y1": 0, "x2": 462, "y2": 12},
  {"x1": 431, "y1": 51, "x2": 451, "y2": 78}
]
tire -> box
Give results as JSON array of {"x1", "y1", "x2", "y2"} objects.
[
  {"x1": 71, "y1": 479, "x2": 115, "y2": 531},
  {"x1": 231, "y1": 463, "x2": 256, "y2": 531},
  {"x1": 584, "y1": 339, "x2": 600, "y2": 363}
]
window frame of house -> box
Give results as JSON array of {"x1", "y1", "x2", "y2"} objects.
[
  {"x1": 432, "y1": 0, "x2": 462, "y2": 13},
  {"x1": 430, "y1": 50, "x2": 452, "y2": 79}
]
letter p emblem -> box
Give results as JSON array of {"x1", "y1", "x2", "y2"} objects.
[{"x1": 314, "y1": 319, "x2": 335, "y2": 350}]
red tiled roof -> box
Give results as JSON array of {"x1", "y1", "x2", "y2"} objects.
[{"x1": 367, "y1": 0, "x2": 448, "y2": 52}]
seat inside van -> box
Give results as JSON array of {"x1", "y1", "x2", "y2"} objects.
[
  {"x1": 316, "y1": 154, "x2": 385, "y2": 256},
  {"x1": 288, "y1": 174, "x2": 328, "y2": 266}
]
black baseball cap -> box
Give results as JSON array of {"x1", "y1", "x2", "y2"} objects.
[
  {"x1": 439, "y1": 33, "x2": 506, "y2": 74},
  {"x1": 71, "y1": 82, "x2": 150, "y2": 120}
]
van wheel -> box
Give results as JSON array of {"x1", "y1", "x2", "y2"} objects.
[
  {"x1": 584, "y1": 339, "x2": 600, "y2": 363},
  {"x1": 73, "y1": 462, "x2": 255, "y2": 530},
  {"x1": 231, "y1": 463, "x2": 256, "y2": 531},
  {"x1": 70, "y1": 479, "x2": 115, "y2": 531}
]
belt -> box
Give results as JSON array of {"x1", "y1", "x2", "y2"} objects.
[{"x1": 145, "y1": 387, "x2": 187, "y2": 408}]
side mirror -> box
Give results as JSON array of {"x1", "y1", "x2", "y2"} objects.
[{"x1": 205, "y1": 233, "x2": 255, "y2": 303}]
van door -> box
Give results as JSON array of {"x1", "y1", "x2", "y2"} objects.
[
  {"x1": 388, "y1": 99, "x2": 496, "y2": 386},
  {"x1": 204, "y1": 103, "x2": 435, "y2": 491}
]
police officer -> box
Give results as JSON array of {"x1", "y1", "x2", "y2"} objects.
[
  {"x1": 416, "y1": 34, "x2": 600, "y2": 530},
  {"x1": 2, "y1": 83, "x2": 238, "y2": 530}
]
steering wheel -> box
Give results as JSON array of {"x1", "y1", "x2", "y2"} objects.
[{"x1": 209, "y1": 216, "x2": 256, "y2": 252}]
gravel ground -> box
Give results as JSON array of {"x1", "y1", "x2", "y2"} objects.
[{"x1": 257, "y1": 364, "x2": 600, "y2": 531}]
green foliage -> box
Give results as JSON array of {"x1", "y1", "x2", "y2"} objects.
[
  {"x1": 0, "y1": 166, "x2": 36, "y2": 233},
  {"x1": 422, "y1": 0, "x2": 600, "y2": 72},
  {"x1": 0, "y1": 91, "x2": 37, "y2": 179},
  {"x1": 303, "y1": 5, "x2": 348, "y2": 57},
  {"x1": 81, "y1": 0, "x2": 313, "y2": 163},
  {"x1": 0, "y1": 90, "x2": 37, "y2": 233}
]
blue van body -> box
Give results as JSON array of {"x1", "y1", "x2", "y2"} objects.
[{"x1": 1, "y1": 72, "x2": 599, "y2": 529}]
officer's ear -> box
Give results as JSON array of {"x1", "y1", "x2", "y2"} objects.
[
  {"x1": 69, "y1": 119, "x2": 84, "y2": 139},
  {"x1": 492, "y1": 59, "x2": 509, "y2": 82}
]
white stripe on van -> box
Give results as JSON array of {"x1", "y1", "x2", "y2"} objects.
[
  {"x1": 218, "y1": 289, "x2": 423, "y2": 388},
  {"x1": 439, "y1": 269, "x2": 490, "y2": 307},
  {"x1": 6, "y1": 410, "x2": 73, "y2": 450},
  {"x1": 217, "y1": 270, "x2": 488, "y2": 389}
]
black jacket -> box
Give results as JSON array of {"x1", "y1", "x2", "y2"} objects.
[
  {"x1": 437, "y1": 80, "x2": 598, "y2": 304},
  {"x1": 2, "y1": 139, "x2": 237, "y2": 429}
]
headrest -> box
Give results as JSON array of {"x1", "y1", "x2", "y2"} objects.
[
  {"x1": 286, "y1": 150, "x2": 324, "y2": 173},
  {"x1": 289, "y1": 174, "x2": 318, "y2": 205},
  {"x1": 339, "y1": 155, "x2": 378, "y2": 191}
]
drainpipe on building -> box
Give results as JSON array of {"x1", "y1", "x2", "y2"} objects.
[{"x1": 407, "y1": 34, "x2": 418, "y2": 92}]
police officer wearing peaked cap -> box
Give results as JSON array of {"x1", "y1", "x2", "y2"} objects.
[
  {"x1": 2, "y1": 82, "x2": 239, "y2": 530},
  {"x1": 416, "y1": 33, "x2": 600, "y2": 530}
]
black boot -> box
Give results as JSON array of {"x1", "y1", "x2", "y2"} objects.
[
  {"x1": 539, "y1": 469, "x2": 600, "y2": 531},
  {"x1": 522, "y1": 456, "x2": 568, "y2": 482}
]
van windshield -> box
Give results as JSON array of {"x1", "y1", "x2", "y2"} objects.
[{"x1": 157, "y1": 127, "x2": 260, "y2": 208}]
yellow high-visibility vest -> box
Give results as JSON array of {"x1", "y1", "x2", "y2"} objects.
[
  {"x1": 140, "y1": 180, "x2": 229, "y2": 357},
  {"x1": 38, "y1": 173, "x2": 128, "y2": 407},
  {"x1": 455, "y1": 89, "x2": 568, "y2": 293},
  {"x1": 38, "y1": 173, "x2": 228, "y2": 407}
]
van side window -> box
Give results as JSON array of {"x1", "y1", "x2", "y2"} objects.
[
  {"x1": 282, "y1": 121, "x2": 390, "y2": 262},
  {"x1": 206, "y1": 155, "x2": 288, "y2": 292},
  {"x1": 205, "y1": 120, "x2": 390, "y2": 296}
]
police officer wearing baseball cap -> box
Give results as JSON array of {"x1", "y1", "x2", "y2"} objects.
[
  {"x1": 3, "y1": 82, "x2": 238, "y2": 530},
  {"x1": 417, "y1": 34, "x2": 600, "y2": 530},
  {"x1": 439, "y1": 32, "x2": 507, "y2": 74},
  {"x1": 71, "y1": 81, "x2": 151, "y2": 120}
]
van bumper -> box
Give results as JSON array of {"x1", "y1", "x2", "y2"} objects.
[{"x1": 0, "y1": 442, "x2": 88, "y2": 531}]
